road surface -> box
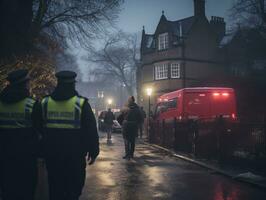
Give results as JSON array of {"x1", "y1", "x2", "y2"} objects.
[{"x1": 78, "y1": 132, "x2": 266, "y2": 200}]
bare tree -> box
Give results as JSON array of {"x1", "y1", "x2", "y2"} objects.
[
  {"x1": 0, "y1": 0, "x2": 123, "y2": 58},
  {"x1": 32, "y1": 0, "x2": 124, "y2": 48},
  {"x1": 230, "y1": 0, "x2": 266, "y2": 29},
  {"x1": 88, "y1": 31, "x2": 140, "y2": 95}
]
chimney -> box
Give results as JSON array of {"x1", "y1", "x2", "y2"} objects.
[{"x1": 194, "y1": 0, "x2": 205, "y2": 17}]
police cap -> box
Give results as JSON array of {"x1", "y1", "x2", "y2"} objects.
[
  {"x1": 56, "y1": 71, "x2": 77, "y2": 83},
  {"x1": 7, "y1": 69, "x2": 29, "y2": 84}
]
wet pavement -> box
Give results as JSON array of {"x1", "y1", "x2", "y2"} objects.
[{"x1": 80, "y1": 132, "x2": 266, "y2": 200}]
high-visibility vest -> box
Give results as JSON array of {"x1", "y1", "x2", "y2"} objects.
[
  {"x1": 42, "y1": 96, "x2": 85, "y2": 129},
  {"x1": 0, "y1": 98, "x2": 35, "y2": 129}
]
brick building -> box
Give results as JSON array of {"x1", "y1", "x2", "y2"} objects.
[{"x1": 137, "y1": 0, "x2": 228, "y2": 110}]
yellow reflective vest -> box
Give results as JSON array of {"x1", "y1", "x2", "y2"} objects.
[
  {"x1": 0, "y1": 98, "x2": 35, "y2": 129},
  {"x1": 42, "y1": 96, "x2": 85, "y2": 129}
]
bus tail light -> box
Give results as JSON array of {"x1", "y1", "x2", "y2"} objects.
[
  {"x1": 213, "y1": 92, "x2": 230, "y2": 98},
  {"x1": 222, "y1": 93, "x2": 229, "y2": 96}
]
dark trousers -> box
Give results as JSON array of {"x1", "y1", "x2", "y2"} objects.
[
  {"x1": 0, "y1": 155, "x2": 37, "y2": 200},
  {"x1": 45, "y1": 155, "x2": 86, "y2": 200},
  {"x1": 139, "y1": 123, "x2": 144, "y2": 138},
  {"x1": 124, "y1": 138, "x2": 136, "y2": 157},
  {"x1": 106, "y1": 124, "x2": 112, "y2": 140}
]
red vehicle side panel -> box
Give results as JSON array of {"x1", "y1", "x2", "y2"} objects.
[{"x1": 155, "y1": 87, "x2": 237, "y2": 122}]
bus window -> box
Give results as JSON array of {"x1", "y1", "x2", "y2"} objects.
[
  {"x1": 155, "y1": 102, "x2": 167, "y2": 116},
  {"x1": 167, "y1": 98, "x2": 177, "y2": 110}
]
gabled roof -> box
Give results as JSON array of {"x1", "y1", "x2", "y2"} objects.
[
  {"x1": 168, "y1": 16, "x2": 196, "y2": 36},
  {"x1": 144, "y1": 34, "x2": 154, "y2": 48},
  {"x1": 142, "y1": 15, "x2": 196, "y2": 50}
]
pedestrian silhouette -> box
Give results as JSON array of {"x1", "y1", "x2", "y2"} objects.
[
  {"x1": 40, "y1": 71, "x2": 99, "y2": 200},
  {"x1": 118, "y1": 96, "x2": 142, "y2": 160},
  {"x1": 104, "y1": 108, "x2": 115, "y2": 142}
]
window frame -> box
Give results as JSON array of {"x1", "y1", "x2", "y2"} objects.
[
  {"x1": 158, "y1": 32, "x2": 169, "y2": 50},
  {"x1": 154, "y1": 64, "x2": 168, "y2": 80},
  {"x1": 171, "y1": 63, "x2": 181, "y2": 78}
]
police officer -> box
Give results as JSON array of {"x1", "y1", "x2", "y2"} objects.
[
  {"x1": 0, "y1": 69, "x2": 40, "y2": 200},
  {"x1": 41, "y1": 71, "x2": 99, "y2": 200}
]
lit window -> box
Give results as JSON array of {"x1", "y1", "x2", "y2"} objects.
[
  {"x1": 171, "y1": 63, "x2": 180, "y2": 78},
  {"x1": 155, "y1": 64, "x2": 168, "y2": 80},
  {"x1": 158, "y1": 33, "x2": 169, "y2": 50}
]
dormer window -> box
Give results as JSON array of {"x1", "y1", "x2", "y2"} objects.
[{"x1": 158, "y1": 33, "x2": 169, "y2": 50}]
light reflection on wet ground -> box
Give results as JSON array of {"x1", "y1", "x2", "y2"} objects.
[{"x1": 80, "y1": 133, "x2": 266, "y2": 200}]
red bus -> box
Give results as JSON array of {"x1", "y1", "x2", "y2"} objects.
[{"x1": 154, "y1": 87, "x2": 237, "y2": 122}]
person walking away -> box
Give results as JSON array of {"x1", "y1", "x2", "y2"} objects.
[
  {"x1": 104, "y1": 108, "x2": 115, "y2": 141},
  {"x1": 139, "y1": 106, "x2": 146, "y2": 138},
  {"x1": 119, "y1": 96, "x2": 142, "y2": 160},
  {"x1": 41, "y1": 71, "x2": 99, "y2": 200},
  {"x1": 0, "y1": 69, "x2": 41, "y2": 200}
]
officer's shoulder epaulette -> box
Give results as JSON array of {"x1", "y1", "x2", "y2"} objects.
[
  {"x1": 40, "y1": 95, "x2": 50, "y2": 103},
  {"x1": 27, "y1": 96, "x2": 36, "y2": 101},
  {"x1": 26, "y1": 97, "x2": 37, "y2": 105}
]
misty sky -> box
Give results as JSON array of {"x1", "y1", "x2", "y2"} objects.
[
  {"x1": 78, "y1": 0, "x2": 235, "y2": 81},
  {"x1": 118, "y1": 0, "x2": 234, "y2": 33}
]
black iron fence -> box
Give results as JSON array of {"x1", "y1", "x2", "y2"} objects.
[{"x1": 150, "y1": 117, "x2": 266, "y2": 160}]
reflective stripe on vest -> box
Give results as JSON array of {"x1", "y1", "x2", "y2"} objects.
[
  {"x1": 42, "y1": 96, "x2": 85, "y2": 129},
  {"x1": 0, "y1": 98, "x2": 35, "y2": 129}
]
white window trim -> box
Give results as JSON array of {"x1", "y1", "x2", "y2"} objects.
[
  {"x1": 171, "y1": 63, "x2": 180, "y2": 78},
  {"x1": 155, "y1": 64, "x2": 168, "y2": 80},
  {"x1": 158, "y1": 33, "x2": 169, "y2": 50}
]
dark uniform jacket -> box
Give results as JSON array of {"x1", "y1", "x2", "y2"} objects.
[
  {"x1": 0, "y1": 85, "x2": 40, "y2": 158},
  {"x1": 104, "y1": 111, "x2": 115, "y2": 125},
  {"x1": 119, "y1": 102, "x2": 142, "y2": 140},
  {"x1": 41, "y1": 88, "x2": 99, "y2": 159}
]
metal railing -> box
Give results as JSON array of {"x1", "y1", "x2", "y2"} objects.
[{"x1": 150, "y1": 117, "x2": 266, "y2": 160}]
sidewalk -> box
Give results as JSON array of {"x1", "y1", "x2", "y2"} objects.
[
  {"x1": 139, "y1": 138, "x2": 266, "y2": 189},
  {"x1": 1, "y1": 134, "x2": 266, "y2": 200}
]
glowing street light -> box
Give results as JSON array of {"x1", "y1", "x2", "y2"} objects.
[
  {"x1": 106, "y1": 98, "x2": 113, "y2": 110},
  {"x1": 107, "y1": 98, "x2": 113, "y2": 106},
  {"x1": 146, "y1": 88, "x2": 153, "y2": 96}
]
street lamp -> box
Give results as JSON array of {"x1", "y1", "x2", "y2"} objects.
[
  {"x1": 146, "y1": 87, "x2": 153, "y2": 141},
  {"x1": 107, "y1": 98, "x2": 113, "y2": 109},
  {"x1": 147, "y1": 88, "x2": 152, "y2": 96}
]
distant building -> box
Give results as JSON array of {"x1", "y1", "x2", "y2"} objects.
[
  {"x1": 76, "y1": 80, "x2": 128, "y2": 116},
  {"x1": 137, "y1": 0, "x2": 227, "y2": 110}
]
